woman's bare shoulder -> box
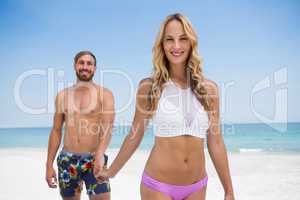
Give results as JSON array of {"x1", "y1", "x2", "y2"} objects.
[
  {"x1": 138, "y1": 77, "x2": 153, "y2": 94},
  {"x1": 203, "y1": 78, "x2": 218, "y2": 96}
]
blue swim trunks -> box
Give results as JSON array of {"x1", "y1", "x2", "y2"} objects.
[{"x1": 56, "y1": 150, "x2": 110, "y2": 197}]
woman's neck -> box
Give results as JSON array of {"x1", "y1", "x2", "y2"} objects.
[{"x1": 169, "y1": 63, "x2": 187, "y2": 82}]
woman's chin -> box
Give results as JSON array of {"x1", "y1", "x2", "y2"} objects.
[{"x1": 169, "y1": 60, "x2": 186, "y2": 67}]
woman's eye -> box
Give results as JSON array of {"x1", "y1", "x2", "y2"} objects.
[{"x1": 180, "y1": 37, "x2": 188, "y2": 41}]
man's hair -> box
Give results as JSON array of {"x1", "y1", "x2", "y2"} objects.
[{"x1": 74, "y1": 51, "x2": 97, "y2": 66}]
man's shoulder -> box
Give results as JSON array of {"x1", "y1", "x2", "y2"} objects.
[
  {"x1": 96, "y1": 85, "x2": 114, "y2": 102},
  {"x1": 56, "y1": 88, "x2": 68, "y2": 100}
]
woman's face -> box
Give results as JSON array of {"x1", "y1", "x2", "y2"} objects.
[{"x1": 162, "y1": 20, "x2": 191, "y2": 68}]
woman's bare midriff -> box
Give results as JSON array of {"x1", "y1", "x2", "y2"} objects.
[{"x1": 144, "y1": 135, "x2": 207, "y2": 185}]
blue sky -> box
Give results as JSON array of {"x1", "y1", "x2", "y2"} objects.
[{"x1": 1, "y1": 0, "x2": 299, "y2": 127}]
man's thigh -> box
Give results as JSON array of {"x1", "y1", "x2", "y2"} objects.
[
  {"x1": 62, "y1": 194, "x2": 81, "y2": 200},
  {"x1": 89, "y1": 192, "x2": 110, "y2": 200}
]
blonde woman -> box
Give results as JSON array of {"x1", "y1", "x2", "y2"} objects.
[{"x1": 96, "y1": 13, "x2": 235, "y2": 200}]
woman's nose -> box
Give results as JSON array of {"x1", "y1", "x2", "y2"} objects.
[{"x1": 174, "y1": 40, "x2": 181, "y2": 49}]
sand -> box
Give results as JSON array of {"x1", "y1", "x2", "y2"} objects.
[{"x1": 0, "y1": 148, "x2": 299, "y2": 200}]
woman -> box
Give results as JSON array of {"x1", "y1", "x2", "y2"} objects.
[{"x1": 96, "y1": 13, "x2": 235, "y2": 200}]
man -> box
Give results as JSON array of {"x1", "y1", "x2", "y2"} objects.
[{"x1": 46, "y1": 51, "x2": 114, "y2": 200}]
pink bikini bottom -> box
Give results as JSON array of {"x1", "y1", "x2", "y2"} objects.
[{"x1": 141, "y1": 172, "x2": 208, "y2": 200}]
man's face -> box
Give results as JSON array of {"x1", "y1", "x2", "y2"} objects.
[{"x1": 74, "y1": 54, "x2": 96, "y2": 81}]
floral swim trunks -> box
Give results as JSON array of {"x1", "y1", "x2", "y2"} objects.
[{"x1": 56, "y1": 150, "x2": 110, "y2": 197}]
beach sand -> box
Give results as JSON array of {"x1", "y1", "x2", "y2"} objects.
[{"x1": 0, "y1": 148, "x2": 299, "y2": 200}]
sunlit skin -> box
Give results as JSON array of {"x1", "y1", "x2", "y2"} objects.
[
  {"x1": 97, "y1": 20, "x2": 207, "y2": 199},
  {"x1": 139, "y1": 19, "x2": 208, "y2": 200},
  {"x1": 163, "y1": 20, "x2": 191, "y2": 71},
  {"x1": 96, "y1": 18, "x2": 234, "y2": 200},
  {"x1": 75, "y1": 54, "x2": 96, "y2": 82},
  {"x1": 46, "y1": 54, "x2": 114, "y2": 200}
]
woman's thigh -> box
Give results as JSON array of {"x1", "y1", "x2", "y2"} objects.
[
  {"x1": 140, "y1": 183, "x2": 172, "y2": 200},
  {"x1": 185, "y1": 185, "x2": 207, "y2": 200}
]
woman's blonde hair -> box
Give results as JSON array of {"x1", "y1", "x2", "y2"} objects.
[{"x1": 148, "y1": 13, "x2": 210, "y2": 114}]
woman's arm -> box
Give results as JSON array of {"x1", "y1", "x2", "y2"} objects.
[
  {"x1": 93, "y1": 88, "x2": 115, "y2": 176},
  {"x1": 98, "y1": 78, "x2": 153, "y2": 178},
  {"x1": 205, "y1": 80, "x2": 235, "y2": 199}
]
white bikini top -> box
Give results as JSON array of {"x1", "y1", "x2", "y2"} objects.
[{"x1": 152, "y1": 80, "x2": 210, "y2": 138}]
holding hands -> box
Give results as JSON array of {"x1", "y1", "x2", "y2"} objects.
[
  {"x1": 93, "y1": 154, "x2": 112, "y2": 182},
  {"x1": 95, "y1": 167, "x2": 112, "y2": 182}
]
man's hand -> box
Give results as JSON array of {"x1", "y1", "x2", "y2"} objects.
[
  {"x1": 46, "y1": 165, "x2": 57, "y2": 188},
  {"x1": 95, "y1": 167, "x2": 111, "y2": 182},
  {"x1": 93, "y1": 154, "x2": 105, "y2": 179}
]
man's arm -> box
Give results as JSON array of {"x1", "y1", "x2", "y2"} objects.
[
  {"x1": 46, "y1": 92, "x2": 64, "y2": 188},
  {"x1": 94, "y1": 88, "x2": 115, "y2": 174}
]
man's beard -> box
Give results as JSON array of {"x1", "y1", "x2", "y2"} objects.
[{"x1": 76, "y1": 70, "x2": 94, "y2": 81}]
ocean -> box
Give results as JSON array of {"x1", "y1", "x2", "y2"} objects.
[{"x1": 0, "y1": 123, "x2": 299, "y2": 153}]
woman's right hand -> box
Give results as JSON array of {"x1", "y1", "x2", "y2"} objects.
[{"x1": 95, "y1": 78, "x2": 152, "y2": 182}]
